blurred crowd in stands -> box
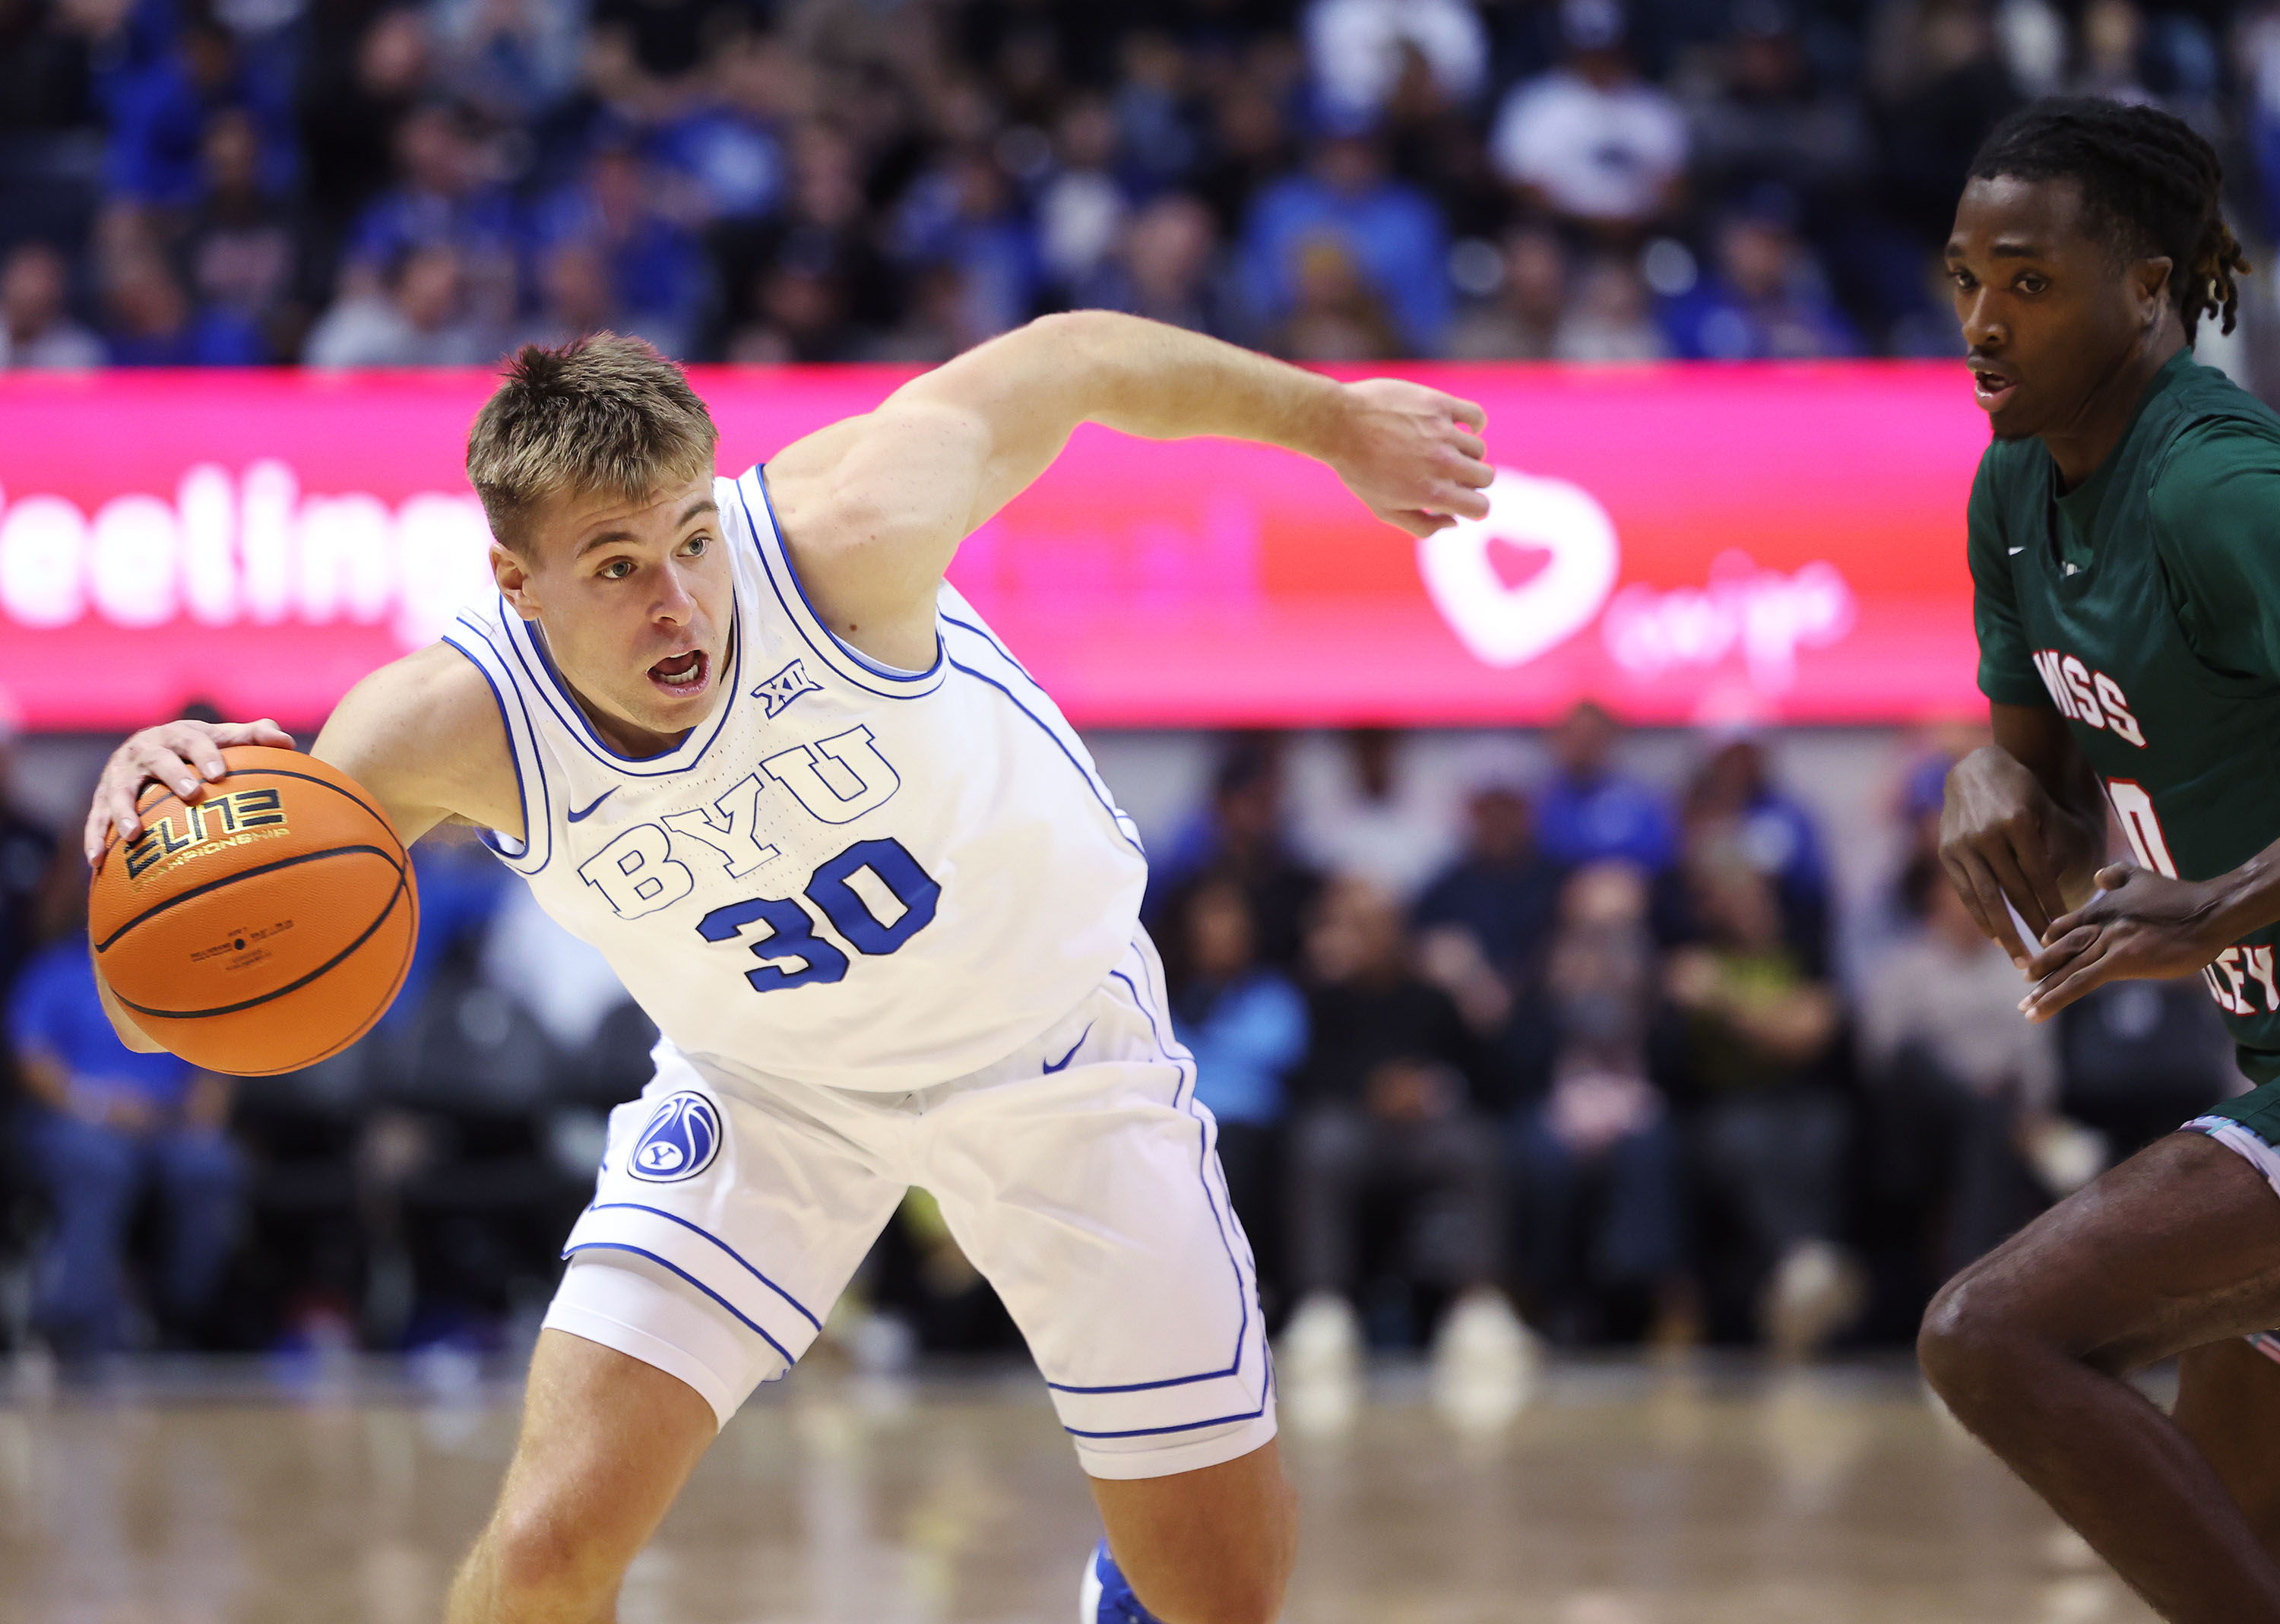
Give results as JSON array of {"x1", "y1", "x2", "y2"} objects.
[
  {"x1": 0, "y1": 0, "x2": 2270, "y2": 373},
  {"x1": 0, "y1": 705, "x2": 2244, "y2": 1369}
]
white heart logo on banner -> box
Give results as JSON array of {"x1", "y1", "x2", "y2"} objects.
[{"x1": 1417, "y1": 467, "x2": 1621, "y2": 669}]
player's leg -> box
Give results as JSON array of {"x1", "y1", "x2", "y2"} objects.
[
  {"x1": 451, "y1": 1046, "x2": 910, "y2": 1621},
  {"x1": 2173, "y1": 1336, "x2": 2280, "y2": 1560},
  {"x1": 1917, "y1": 1128, "x2": 2280, "y2": 1622},
  {"x1": 923, "y1": 949, "x2": 1290, "y2": 1624},
  {"x1": 445, "y1": 1326, "x2": 716, "y2": 1623},
  {"x1": 1086, "y1": 1441, "x2": 1297, "y2": 1624}
]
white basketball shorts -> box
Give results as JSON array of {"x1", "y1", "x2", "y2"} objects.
[{"x1": 540, "y1": 935, "x2": 1275, "y2": 1480}]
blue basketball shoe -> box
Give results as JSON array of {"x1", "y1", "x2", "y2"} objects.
[{"x1": 1079, "y1": 1538, "x2": 1166, "y2": 1623}]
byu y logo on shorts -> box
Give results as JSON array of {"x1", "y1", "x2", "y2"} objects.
[{"x1": 627, "y1": 1091, "x2": 724, "y2": 1183}]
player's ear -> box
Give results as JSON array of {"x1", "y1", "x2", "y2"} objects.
[
  {"x1": 2133, "y1": 255, "x2": 2174, "y2": 328},
  {"x1": 491, "y1": 542, "x2": 538, "y2": 619}
]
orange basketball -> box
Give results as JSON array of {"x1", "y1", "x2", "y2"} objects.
[{"x1": 87, "y1": 746, "x2": 420, "y2": 1076}]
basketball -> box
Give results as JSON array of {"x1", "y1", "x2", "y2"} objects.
[{"x1": 87, "y1": 746, "x2": 420, "y2": 1077}]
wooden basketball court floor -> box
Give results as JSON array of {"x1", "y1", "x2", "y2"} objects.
[{"x1": 0, "y1": 1354, "x2": 2157, "y2": 1624}]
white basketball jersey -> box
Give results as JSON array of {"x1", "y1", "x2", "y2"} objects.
[{"x1": 444, "y1": 466, "x2": 1149, "y2": 1093}]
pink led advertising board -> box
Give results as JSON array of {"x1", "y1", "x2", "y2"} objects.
[{"x1": 0, "y1": 364, "x2": 1990, "y2": 732}]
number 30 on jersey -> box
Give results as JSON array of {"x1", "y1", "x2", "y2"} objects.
[{"x1": 695, "y1": 837, "x2": 941, "y2": 993}]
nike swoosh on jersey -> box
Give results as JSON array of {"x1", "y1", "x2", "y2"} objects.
[
  {"x1": 2008, "y1": 546, "x2": 2025, "y2": 555},
  {"x1": 567, "y1": 789, "x2": 616, "y2": 823},
  {"x1": 1042, "y1": 1025, "x2": 1092, "y2": 1074}
]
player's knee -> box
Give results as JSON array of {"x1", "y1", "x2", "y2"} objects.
[
  {"x1": 480, "y1": 1501, "x2": 629, "y2": 1613},
  {"x1": 1917, "y1": 1265, "x2": 2029, "y2": 1416}
]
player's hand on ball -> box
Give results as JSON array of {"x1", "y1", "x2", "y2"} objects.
[
  {"x1": 1327, "y1": 378, "x2": 1494, "y2": 539},
  {"x1": 83, "y1": 717, "x2": 296, "y2": 864},
  {"x1": 2019, "y1": 863, "x2": 2229, "y2": 1022}
]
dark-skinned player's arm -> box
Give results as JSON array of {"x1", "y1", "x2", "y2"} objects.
[
  {"x1": 1940, "y1": 446, "x2": 2111, "y2": 976},
  {"x1": 82, "y1": 642, "x2": 522, "y2": 1053},
  {"x1": 1938, "y1": 701, "x2": 2107, "y2": 970},
  {"x1": 2013, "y1": 431, "x2": 2280, "y2": 1022},
  {"x1": 2017, "y1": 780, "x2": 2280, "y2": 1024},
  {"x1": 760, "y1": 309, "x2": 1494, "y2": 664}
]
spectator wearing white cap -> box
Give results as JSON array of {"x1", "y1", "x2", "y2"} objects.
[{"x1": 1240, "y1": 118, "x2": 1454, "y2": 354}]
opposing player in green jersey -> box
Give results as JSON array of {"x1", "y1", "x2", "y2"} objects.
[{"x1": 1921, "y1": 98, "x2": 2280, "y2": 1622}]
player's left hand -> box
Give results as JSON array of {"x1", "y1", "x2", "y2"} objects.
[
  {"x1": 2019, "y1": 861, "x2": 2230, "y2": 1022},
  {"x1": 1326, "y1": 378, "x2": 1494, "y2": 538}
]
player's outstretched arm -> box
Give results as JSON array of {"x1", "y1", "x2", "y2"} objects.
[{"x1": 764, "y1": 310, "x2": 1494, "y2": 665}]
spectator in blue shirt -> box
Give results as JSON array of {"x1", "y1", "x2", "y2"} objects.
[
  {"x1": 1667, "y1": 730, "x2": 1834, "y2": 974},
  {"x1": 385, "y1": 837, "x2": 511, "y2": 1027},
  {"x1": 893, "y1": 145, "x2": 1043, "y2": 343},
  {"x1": 1536, "y1": 700, "x2": 1677, "y2": 872},
  {"x1": 345, "y1": 102, "x2": 521, "y2": 325},
  {"x1": 102, "y1": 247, "x2": 268, "y2": 365},
  {"x1": 528, "y1": 142, "x2": 706, "y2": 359},
  {"x1": 1167, "y1": 877, "x2": 1308, "y2": 1307},
  {"x1": 9, "y1": 938, "x2": 244, "y2": 1355},
  {"x1": 1146, "y1": 735, "x2": 1322, "y2": 972},
  {"x1": 650, "y1": 31, "x2": 800, "y2": 226},
  {"x1": 1240, "y1": 124, "x2": 1451, "y2": 354},
  {"x1": 1414, "y1": 775, "x2": 1569, "y2": 1095},
  {"x1": 1415, "y1": 777, "x2": 1567, "y2": 980},
  {"x1": 1660, "y1": 188, "x2": 1859, "y2": 361},
  {"x1": 104, "y1": 13, "x2": 296, "y2": 211},
  {"x1": 176, "y1": 107, "x2": 310, "y2": 358},
  {"x1": 427, "y1": 0, "x2": 588, "y2": 128}
]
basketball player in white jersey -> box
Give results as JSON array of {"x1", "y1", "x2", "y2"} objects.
[{"x1": 82, "y1": 317, "x2": 1493, "y2": 1624}]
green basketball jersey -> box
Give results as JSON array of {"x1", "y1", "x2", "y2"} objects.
[{"x1": 1970, "y1": 350, "x2": 2280, "y2": 1081}]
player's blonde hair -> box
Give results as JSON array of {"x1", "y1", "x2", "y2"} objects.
[{"x1": 465, "y1": 333, "x2": 720, "y2": 555}]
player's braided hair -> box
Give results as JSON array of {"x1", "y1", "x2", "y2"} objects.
[{"x1": 1968, "y1": 97, "x2": 2250, "y2": 341}]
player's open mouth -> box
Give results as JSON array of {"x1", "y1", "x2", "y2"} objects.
[
  {"x1": 647, "y1": 650, "x2": 708, "y2": 698},
  {"x1": 1971, "y1": 366, "x2": 2017, "y2": 410}
]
